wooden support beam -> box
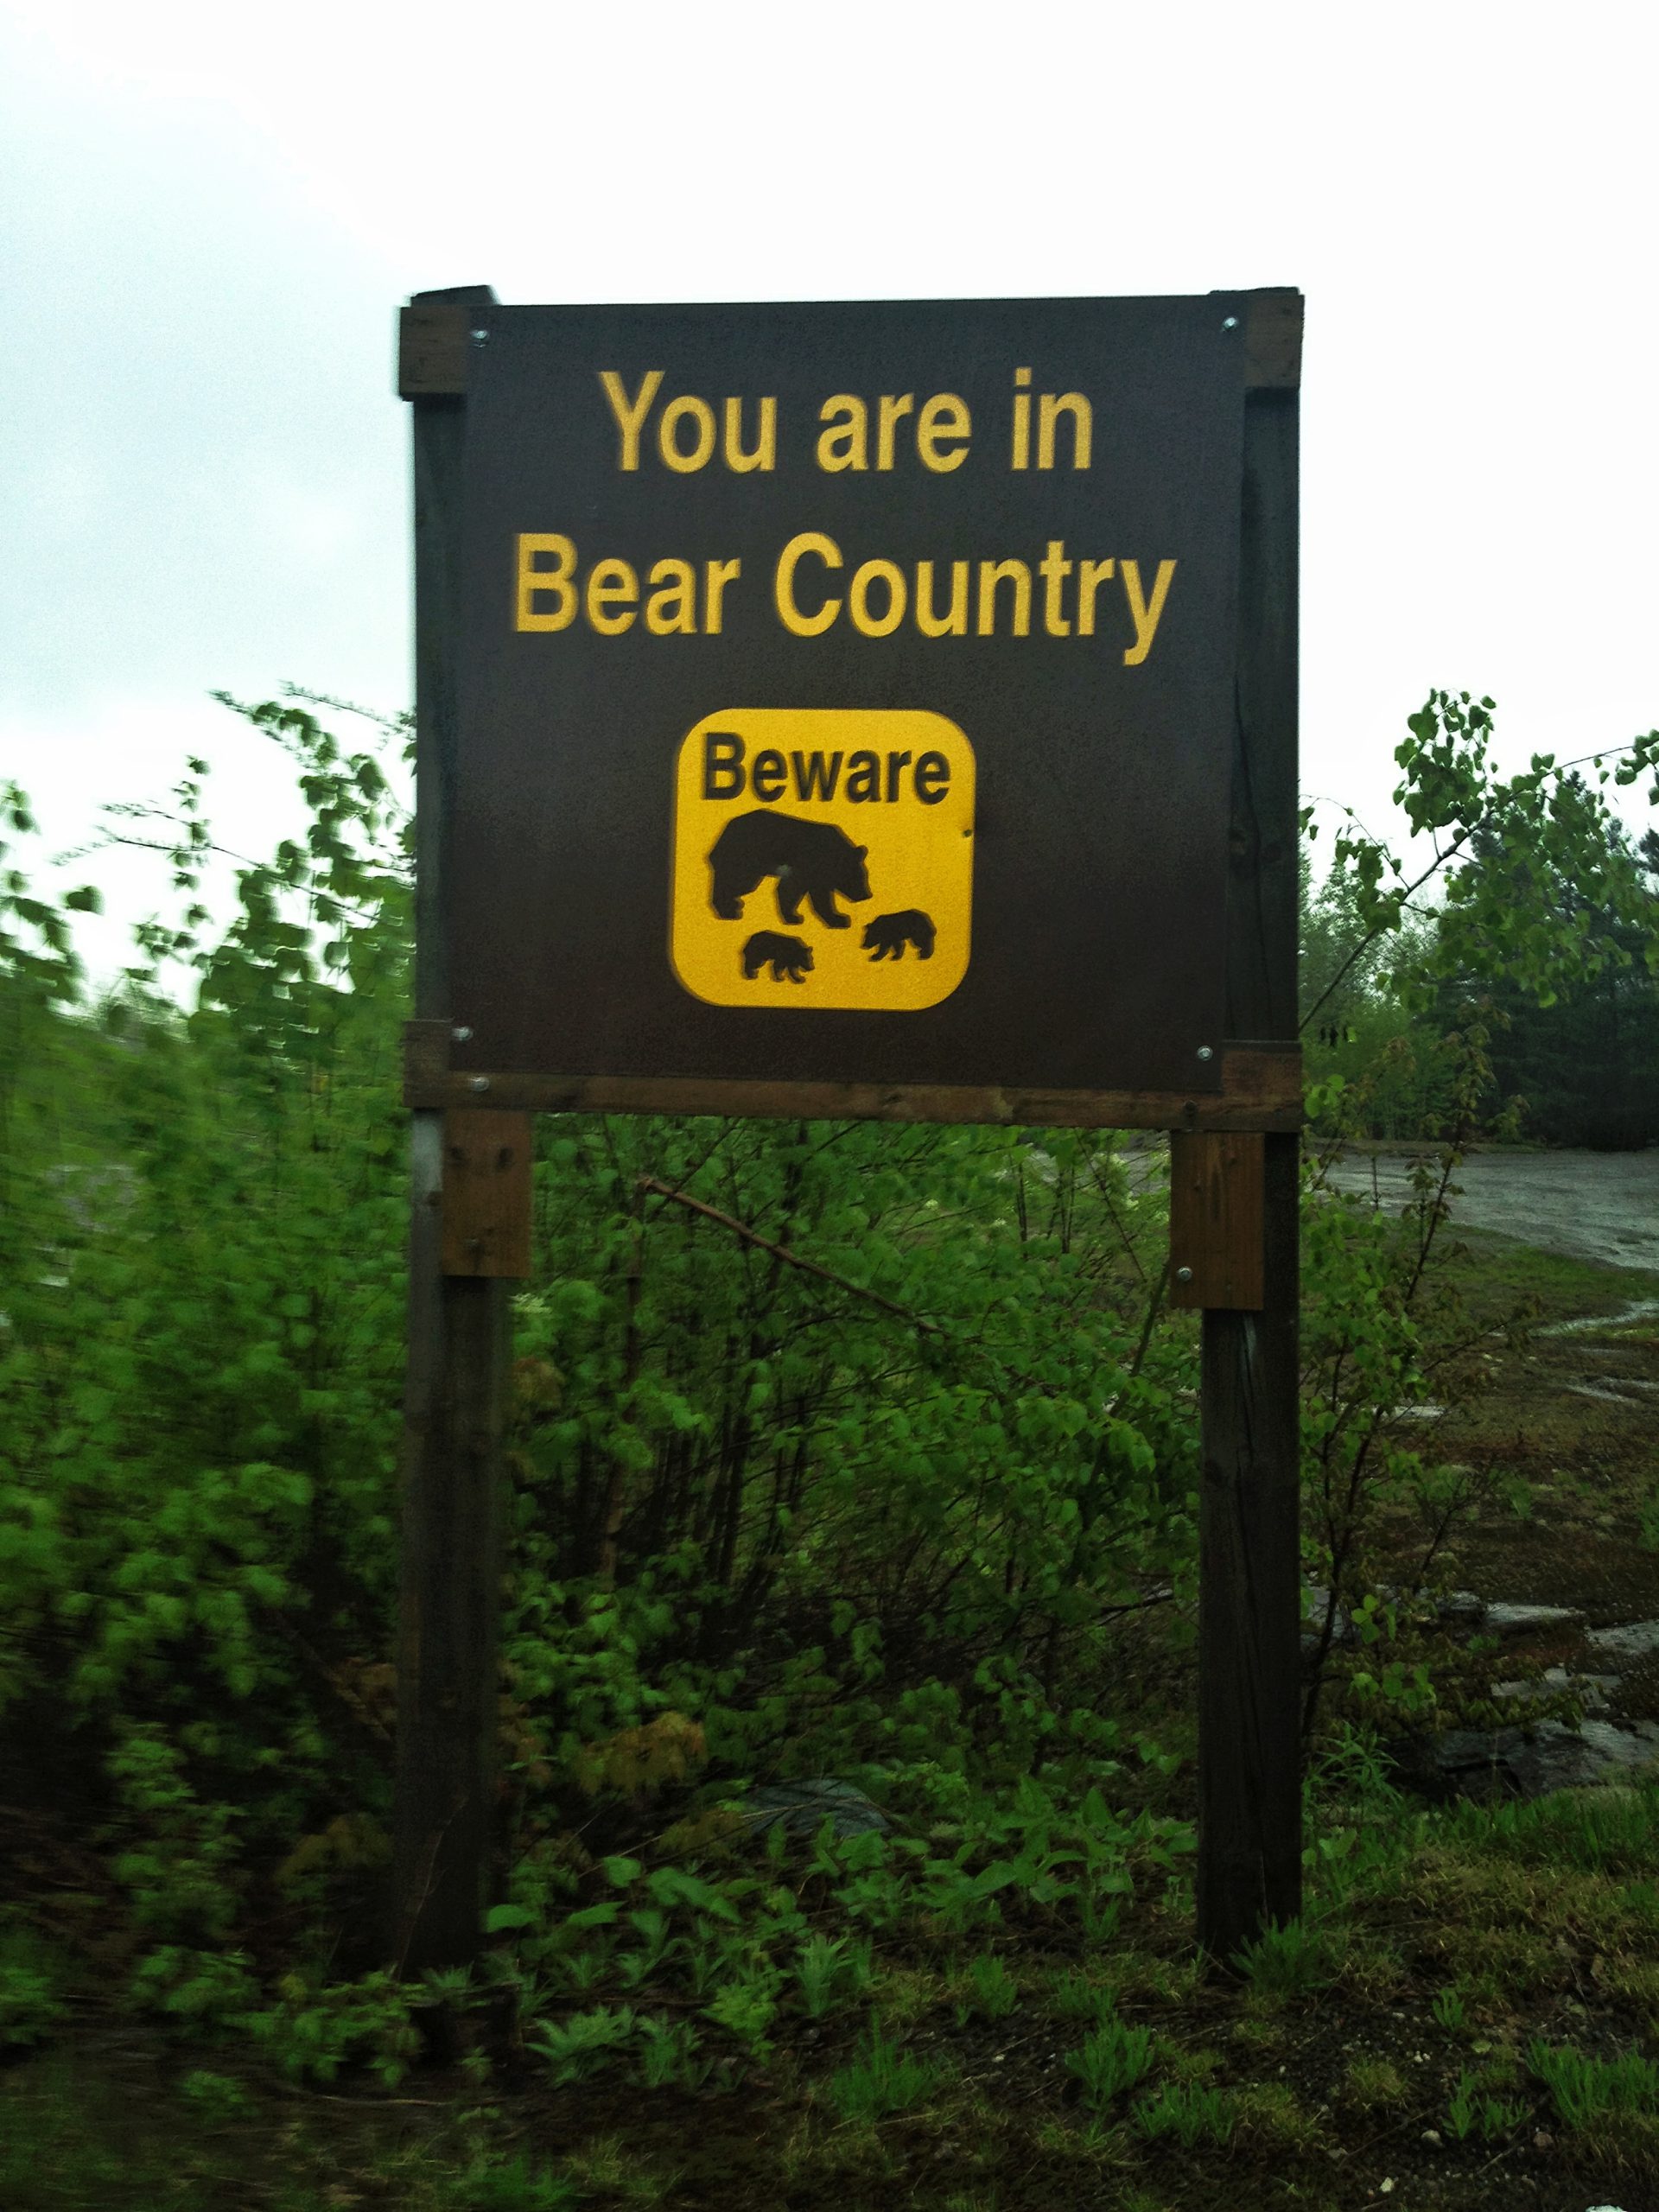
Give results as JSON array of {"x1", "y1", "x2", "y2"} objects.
[
  {"x1": 1169, "y1": 1132, "x2": 1264, "y2": 1310},
  {"x1": 397, "y1": 283, "x2": 494, "y2": 400},
  {"x1": 402, "y1": 1021, "x2": 1301, "y2": 1133},
  {"x1": 1243, "y1": 287, "x2": 1303, "y2": 391},
  {"x1": 441, "y1": 1109, "x2": 533, "y2": 1278},
  {"x1": 1196, "y1": 296, "x2": 1304, "y2": 1969},
  {"x1": 392, "y1": 286, "x2": 512, "y2": 1980}
]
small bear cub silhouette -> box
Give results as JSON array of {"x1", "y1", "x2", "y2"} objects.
[
  {"x1": 709, "y1": 810, "x2": 871, "y2": 929},
  {"x1": 741, "y1": 931, "x2": 814, "y2": 983},
  {"x1": 862, "y1": 909, "x2": 935, "y2": 961}
]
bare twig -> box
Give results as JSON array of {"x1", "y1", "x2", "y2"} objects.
[
  {"x1": 1087, "y1": 1150, "x2": 1150, "y2": 1286},
  {"x1": 636, "y1": 1175, "x2": 942, "y2": 1334},
  {"x1": 392, "y1": 1792, "x2": 465, "y2": 1980},
  {"x1": 1128, "y1": 1257, "x2": 1171, "y2": 1382}
]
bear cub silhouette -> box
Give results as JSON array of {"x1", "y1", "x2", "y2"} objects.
[
  {"x1": 862, "y1": 909, "x2": 936, "y2": 961},
  {"x1": 709, "y1": 809, "x2": 871, "y2": 930},
  {"x1": 741, "y1": 931, "x2": 813, "y2": 983}
]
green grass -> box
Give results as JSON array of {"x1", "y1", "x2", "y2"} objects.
[
  {"x1": 1048, "y1": 1965, "x2": 1118, "y2": 2022},
  {"x1": 1341, "y1": 2055, "x2": 1406, "y2": 2111},
  {"x1": 1529, "y1": 2039, "x2": 1659, "y2": 2130},
  {"x1": 1443, "y1": 1224, "x2": 1659, "y2": 1323},
  {"x1": 953, "y1": 1950, "x2": 1019, "y2": 2022},
  {"x1": 1448, "y1": 1785, "x2": 1659, "y2": 1876},
  {"x1": 1231, "y1": 1916, "x2": 1338, "y2": 1994},
  {"x1": 1063, "y1": 2015, "x2": 1158, "y2": 2107},
  {"x1": 14, "y1": 1768, "x2": 1659, "y2": 2209},
  {"x1": 826, "y1": 2023, "x2": 945, "y2": 2122},
  {"x1": 1132, "y1": 2082, "x2": 1235, "y2": 2146}
]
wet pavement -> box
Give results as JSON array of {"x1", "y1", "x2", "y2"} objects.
[{"x1": 1323, "y1": 1146, "x2": 1659, "y2": 1273}]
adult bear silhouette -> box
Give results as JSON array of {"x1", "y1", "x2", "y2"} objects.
[
  {"x1": 741, "y1": 931, "x2": 813, "y2": 983},
  {"x1": 708, "y1": 809, "x2": 871, "y2": 929},
  {"x1": 862, "y1": 909, "x2": 935, "y2": 961}
]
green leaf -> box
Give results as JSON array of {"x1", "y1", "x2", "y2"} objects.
[{"x1": 565, "y1": 1904, "x2": 621, "y2": 1931}]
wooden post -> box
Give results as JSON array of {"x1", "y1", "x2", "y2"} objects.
[
  {"x1": 391, "y1": 285, "x2": 517, "y2": 1975},
  {"x1": 1195, "y1": 294, "x2": 1304, "y2": 1966}
]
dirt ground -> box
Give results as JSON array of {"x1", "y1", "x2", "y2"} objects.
[{"x1": 1442, "y1": 1231, "x2": 1659, "y2": 1684}]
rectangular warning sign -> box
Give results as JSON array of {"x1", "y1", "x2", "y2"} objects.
[
  {"x1": 441, "y1": 295, "x2": 1251, "y2": 1103},
  {"x1": 671, "y1": 709, "x2": 975, "y2": 1011}
]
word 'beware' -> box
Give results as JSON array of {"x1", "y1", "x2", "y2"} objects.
[{"x1": 701, "y1": 733, "x2": 951, "y2": 806}]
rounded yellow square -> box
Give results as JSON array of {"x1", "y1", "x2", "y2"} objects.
[{"x1": 670, "y1": 709, "x2": 974, "y2": 1011}]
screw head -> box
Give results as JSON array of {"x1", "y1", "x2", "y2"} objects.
[
  {"x1": 451, "y1": 1024, "x2": 473, "y2": 1044},
  {"x1": 1221, "y1": 315, "x2": 1239, "y2": 331},
  {"x1": 1196, "y1": 1045, "x2": 1215, "y2": 1062},
  {"x1": 469, "y1": 1076, "x2": 491, "y2": 1094},
  {"x1": 1176, "y1": 1266, "x2": 1193, "y2": 1284}
]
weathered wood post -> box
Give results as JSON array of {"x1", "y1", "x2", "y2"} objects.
[
  {"x1": 1180, "y1": 293, "x2": 1304, "y2": 1964},
  {"x1": 392, "y1": 285, "x2": 524, "y2": 1974}
]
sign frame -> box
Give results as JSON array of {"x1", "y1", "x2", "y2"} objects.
[{"x1": 391, "y1": 283, "x2": 1304, "y2": 1980}]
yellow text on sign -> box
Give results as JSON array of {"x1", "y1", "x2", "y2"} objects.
[{"x1": 670, "y1": 709, "x2": 974, "y2": 1012}]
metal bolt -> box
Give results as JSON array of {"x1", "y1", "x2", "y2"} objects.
[
  {"x1": 1196, "y1": 1045, "x2": 1214, "y2": 1062},
  {"x1": 470, "y1": 327, "x2": 489, "y2": 344},
  {"x1": 1176, "y1": 1266, "x2": 1193, "y2": 1284},
  {"x1": 452, "y1": 1024, "x2": 473, "y2": 1044},
  {"x1": 1221, "y1": 315, "x2": 1239, "y2": 331},
  {"x1": 469, "y1": 1076, "x2": 491, "y2": 1094}
]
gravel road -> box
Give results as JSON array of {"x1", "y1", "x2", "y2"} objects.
[{"x1": 1323, "y1": 1147, "x2": 1659, "y2": 1273}]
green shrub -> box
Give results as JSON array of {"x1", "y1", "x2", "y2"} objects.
[
  {"x1": 826, "y1": 2024, "x2": 944, "y2": 2121},
  {"x1": 0, "y1": 1923, "x2": 67, "y2": 2051}
]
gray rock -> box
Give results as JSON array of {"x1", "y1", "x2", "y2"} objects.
[
  {"x1": 1480, "y1": 1602, "x2": 1585, "y2": 1637},
  {"x1": 1426, "y1": 1719, "x2": 1659, "y2": 1802},
  {"x1": 1429, "y1": 1726, "x2": 1531, "y2": 1787},
  {"x1": 1586, "y1": 1619, "x2": 1659, "y2": 1663},
  {"x1": 736, "y1": 1779, "x2": 890, "y2": 1839},
  {"x1": 1491, "y1": 1669, "x2": 1618, "y2": 1712},
  {"x1": 1435, "y1": 1590, "x2": 1486, "y2": 1624},
  {"x1": 1513, "y1": 1722, "x2": 1659, "y2": 1794}
]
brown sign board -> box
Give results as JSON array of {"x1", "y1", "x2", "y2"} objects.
[{"x1": 416, "y1": 294, "x2": 1294, "y2": 1123}]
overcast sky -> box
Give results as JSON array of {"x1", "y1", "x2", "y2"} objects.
[{"x1": 3, "y1": 1, "x2": 1656, "y2": 976}]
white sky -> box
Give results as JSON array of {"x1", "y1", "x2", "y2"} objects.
[{"x1": 3, "y1": 0, "x2": 1656, "y2": 977}]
